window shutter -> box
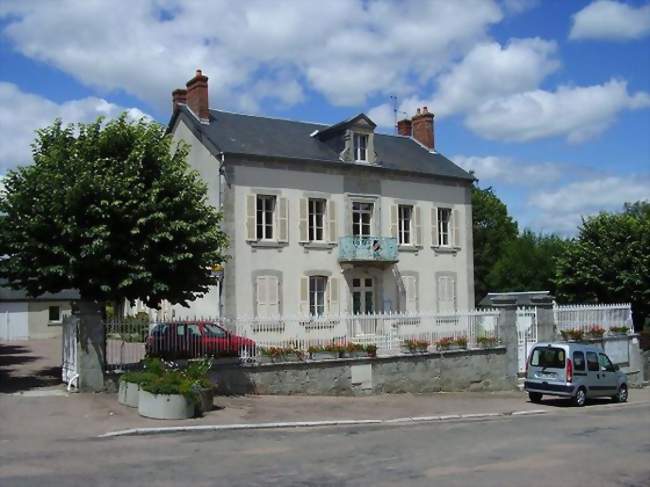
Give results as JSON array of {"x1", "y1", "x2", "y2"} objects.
[
  {"x1": 414, "y1": 206, "x2": 422, "y2": 246},
  {"x1": 390, "y1": 204, "x2": 398, "y2": 239},
  {"x1": 327, "y1": 277, "x2": 339, "y2": 315},
  {"x1": 452, "y1": 208, "x2": 460, "y2": 248},
  {"x1": 268, "y1": 276, "x2": 280, "y2": 317},
  {"x1": 431, "y1": 207, "x2": 439, "y2": 247},
  {"x1": 450, "y1": 277, "x2": 457, "y2": 312},
  {"x1": 246, "y1": 194, "x2": 256, "y2": 241},
  {"x1": 299, "y1": 276, "x2": 310, "y2": 317},
  {"x1": 256, "y1": 276, "x2": 266, "y2": 318},
  {"x1": 402, "y1": 276, "x2": 417, "y2": 313},
  {"x1": 327, "y1": 200, "x2": 337, "y2": 243},
  {"x1": 277, "y1": 197, "x2": 288, "y2": 242},
  {"x1": 299, "y1": 198, "x2": 309, "y2": 242}
]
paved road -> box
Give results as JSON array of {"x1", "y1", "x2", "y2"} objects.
[{"x1": 1, "y1": 400, "x2": 648, "y2": 486}]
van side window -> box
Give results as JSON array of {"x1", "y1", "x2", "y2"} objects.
[
  {"x1": 598, "y1": 353, "x2": 614, "y2": 372},
  {"x1": 586, "y1": 351, "x2": 599, "y2": 372},
  {"x1": 573, "y1": 351, "x2": 585, "y2": 371}
]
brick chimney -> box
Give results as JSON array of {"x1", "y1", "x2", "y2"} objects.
[
  {"x1": 411, "y1": 106, "x2": 434, "y2": 150},
  {"x1": 171, "y1": 88, "x2": 187, "y2": 113},
  {"x1": 396, "y1": 118, "x2": 412, "y2": 136},
  {"x1": 185, "y1": 69, "x2": 210, "y2": 122}
]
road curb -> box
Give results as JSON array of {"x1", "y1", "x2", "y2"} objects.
[{"x1": 98, "y1": 409, "x2": 549, "y2": 438}]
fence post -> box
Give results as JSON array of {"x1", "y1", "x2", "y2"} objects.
[
  {"x1": 75, "y1": 300, "x2": 106, "y2": 392},
  {"x1": 491, "y1": 297, "x2": 518, "y2": 388},
  {"x1": 532, "y1": 296, "x2": 556, "y2": 342}
]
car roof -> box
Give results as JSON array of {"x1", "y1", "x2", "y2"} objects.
[{"x1": 533, "y1": 342, "x2": 603, "y2": 353}]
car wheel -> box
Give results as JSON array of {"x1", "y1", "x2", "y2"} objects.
[
  {"x1": 574, "y1": 387, "x2": 587, "y2": 407},
  {"x1": 528, "y1": 392, "x2": 543, "y2": 403},
  {"x1": 612, "y1": 384, "x2": 628, "y2": 403}
]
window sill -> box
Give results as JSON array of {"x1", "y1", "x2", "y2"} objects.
[
  {"x1": 248, "y1": 240, "x2": 289, "y2": 249},
  {"x1": 398, "y1": 245, "x2": 422, "y2": 253},
  {"x1": 48, "y1": 321, "x2": 63, "y2": 326},
  {"x1": 300, "y1": 242, "x2": 337, "y2": 250},
  {"x1": 432, "y1": 246, "x2": 461, "y2": 254}
]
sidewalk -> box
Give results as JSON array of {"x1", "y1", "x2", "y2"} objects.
[{"x1": 3, "y1": 385, "x2": 649, "y2": 440}]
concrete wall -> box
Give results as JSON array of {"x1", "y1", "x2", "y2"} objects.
[
  {"x1": 210, "y1": 347, "x2": 511, "y2": 396},
  {"x1": 27, "y1": 301, "x2": 73, "y2": 339},
  {"x1": 0, "y1": 302, "x2": 29, "y2": 340}
]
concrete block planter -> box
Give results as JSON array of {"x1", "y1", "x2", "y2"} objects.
[
  {"x1": 138, "y1": 390, "x2": 195, "y2": 420},
  {"x1": 437, "y1": 345, "x2": 467, "y2": 352},
  {"x1": 401, "y1": 347, "x2": 428, "y2": 354},
  {"x1": 196, "y1": 387, "x2": 214, "y2": 415},
  {"x1": 118, "y1": 379, "x2": 140, "y2": 408},
  {"x1": 258, "y1": 354, "x2": 304, "y2": 365},
  {"x1": 310, "y1": 351, "x2": 340, "y2": 361},
  {"x1": 343, "y1": 351, "x2": 369, "y2": 359}
]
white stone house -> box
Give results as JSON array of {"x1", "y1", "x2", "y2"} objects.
[{"x1": 166, "y1": 70, "x2": 475, "y2": 320}]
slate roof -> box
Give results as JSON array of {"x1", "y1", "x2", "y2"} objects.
[
  {"x1": 0, "y1": 279, "x2": 80, "y2": 302},
  {"x1": 171, "y1": 107, "x2": 474, "y2": 182}
]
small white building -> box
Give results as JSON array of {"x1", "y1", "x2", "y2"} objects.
[
  {"x1": 0, "y1": 280, "x2": 78, "y2": 340},
  {"x1": 166, "y1": 70, "x2": 475, "y2": 320}
]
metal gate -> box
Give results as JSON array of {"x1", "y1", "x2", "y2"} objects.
[
  {"x1": 516, "y1": 307, "x2": 537, "y2": 373},
  {"x1": 61, "y1": 315, "x2": 79, "y2": 389}
]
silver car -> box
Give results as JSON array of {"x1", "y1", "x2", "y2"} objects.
[{"x1": 524, "y1": 342, "x2": 628, "y2": 407}]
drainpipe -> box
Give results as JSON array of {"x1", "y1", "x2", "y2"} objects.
[{"x1": 217, "y1": 152, "x2": 225, "y2": 319}]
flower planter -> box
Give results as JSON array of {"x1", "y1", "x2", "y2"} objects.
[
  {"x1": 401, "y1": 346, "x2": 428, "y2": 354},
  {"x1": 310, "y1": 351, "x2": 339, "y2": 361},
  {"x1": 196, "y1": 387, "x2": 214, "y2": 415},
  {"x1": 118, "y1": 379, "x2": 140, "y2": 408},
  {"x1": 138, "y1": 390, "x2": 195, "y2": 420},
  {"x1": 258, "y1": 354, "x2": 303, "y2": 364},
  {"x1": 609, "y1": 331, "x2": 628, "y2": 337},
  {"x1": 437, "y1": 345, "x2": 466, "y2": 352},
  {"x1": 344, "y1": 351, "x2": 369, "y2": 359}
]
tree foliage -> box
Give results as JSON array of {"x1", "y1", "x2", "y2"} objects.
[
  {"x1": 0, "y1": 115, "x2": 228, "y2": 307},
  {"x1": 487, "y1": 230, "x2": 568, "y2": 295},
  {"x1": 554, "y1": 202, "x2": 650, "y2": 330},
  {"x1": 471, "y1": 184, "x2": 518, "y2": 304}
]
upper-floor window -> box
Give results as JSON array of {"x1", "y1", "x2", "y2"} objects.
[
  {"x1": 309, "y1": 199, "x2": 326, "y2": 242},
  {"x1": 256, "y1": 195, "x2": 276, "y2": 240},
  {"x1": 309, "y1": 276, "x2": 327, "y2": 317},
  {"x1": 437, "y1": 207, "x2": 451, "y2": 247},
  {"x1": 352, "y1": 202, "x2": 373, "y2": 237},
  {"x1": 398, "y1": 205, "x2": 413, "y2": 245},
  {"x1": 354, "y1": 133, "x2": 368, "y2": 162}
]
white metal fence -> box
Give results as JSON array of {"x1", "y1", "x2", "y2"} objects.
[
  {"x1": 516, "y1": 307, "x2": 537, "y2": 373},
  {"x1": 554, "y1": 303, "x2": 633, "y2": 333}
]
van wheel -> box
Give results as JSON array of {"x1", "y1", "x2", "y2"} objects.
[
  {"x1": 528, "y1": 392, "x2": 542, "y2": 403},
  {"x1": 574, "y1": 387, "x2": 587, "y2": 407},
  {"x1": 612, "y1": 384, "x2": 628, "y2": 403}
]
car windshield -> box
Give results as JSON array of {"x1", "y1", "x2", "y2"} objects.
[
  {"x1": 530, "y1": 347, "x2": 565, "y2": 368},
  {"x1": 150, "y1": 324, "x2": 168, "y2": 336},
  {"x1": 204, "y1": 324, "x2": 227, "y2": 338}
]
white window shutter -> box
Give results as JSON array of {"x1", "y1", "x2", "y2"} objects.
[
  {"x1": 299, "y1": 198, "x2": 309, "y2": 242},
  {"x1": 450, "y1": 277, "x2": 457, "y2": 312},
  {"x1": 327, "y1": 200, "x2": 337, "y2": 243},
  {"x1": 431, "y1": 207, "x2": 439, "y2": 247},
  {"x1": 299, "y1": 276, "x2": 310, "y2": 317},
  {"x1": 403, "y1": 276, "x2": 417, "y2": 313},
  {"x1": 246, "y1": 194, "x2": 256, "y2": 241},
  {"x1": 268, "y1": 276, "x2": 280, "y2": 316},
  {"x1": 277, "y1": 197, "x2": 288, "y2": 242},
  {"x1": 414, "y1": 206, "x2": 422, "y2": 246},
  {"x1": 327, "y1": 277, "x2": 339, "y2": 315},
  {"x1": 256, "y1": 276, "x2": 267, "y2": 317},
  {"x1": 390, "y1": 204, "x2": 398, "y2": 238},
  {"x1": 452, "y1": 208, "x2": 460, "y2": 248}
]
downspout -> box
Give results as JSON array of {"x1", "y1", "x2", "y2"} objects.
[{"x1": 217, "y1": 152, "x2": 225, "y2": 318}]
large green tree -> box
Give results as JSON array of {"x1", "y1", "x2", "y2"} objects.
[
  {"x1": 471, "y1": 184, "x2": 518, "y2": 304},
  {"x1": 487, "y1": 230, "x2": 568, "y2": 295},
  {"x1": 554, "y1": 202, "x2": 650, "y2": 330},
  {"x1": 0, "y1": 115, "x2": 228, "y2": 308}
]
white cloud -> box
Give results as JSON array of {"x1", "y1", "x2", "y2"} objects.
[
  {"x1": 0, "y1": 0, "x2": 503, "y2": 112},
  {"x1": 465, "y1": 79, "x2": 650, "y2": 143},
  {"x1": 453, "y1": 154, "x2": 564, "y2": 184},
  {"x1": 570, "y1": 1, "x2": 650, "y2": 41},
  {"x1": 0, "y1": 82, "x2": 148, "y2": 172},
  {"x1": 528, "y1": 175, "x2": 650, "y2": 233}
]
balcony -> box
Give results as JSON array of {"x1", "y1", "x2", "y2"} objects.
[{"x1": 338, "y1": 235, "x2": 398, "y2": 264}]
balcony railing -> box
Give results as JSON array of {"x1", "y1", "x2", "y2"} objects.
[{"x1": 338, "y1": 235, "x2": 398, "y2": 263}]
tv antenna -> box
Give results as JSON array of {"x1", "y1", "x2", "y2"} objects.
[{"x1": 389, "y1": 95, "x2": 408, "y2": 134}]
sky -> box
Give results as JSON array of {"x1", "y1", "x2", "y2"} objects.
[{"x1": 0, "y1": 0, "x2": 648, "y2": 235}]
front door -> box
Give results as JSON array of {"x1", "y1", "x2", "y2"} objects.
[{"x1": 351, "y1": 277, "x2": 376, "y2": 336}]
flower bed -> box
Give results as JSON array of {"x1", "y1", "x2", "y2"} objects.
[
  {"x1": 258, "y1": 346, "x2": 305, "y2": 364},
  {"x1": 560, "y1": 328, "x2": 584, "y2": 342},
  {"x1": 402, "y1": 339, "x2": 430, "y2": 354},
  {"x1": 436, "y1": 336, "x2": 467, "y2": 351}
]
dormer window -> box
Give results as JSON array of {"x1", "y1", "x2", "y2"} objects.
[{"x1": 354, "y1": 133, "x2": 368, "y2": 162}]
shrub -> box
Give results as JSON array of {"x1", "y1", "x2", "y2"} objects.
[
  {"x1": 609, "y1": 326, "x2": 629, "y2": 334},
  {"x1": 560, "y1": 328, "x2": 584, "y2": 341},
  {"x1": 587, "y1": 325, "x2": 605, "y2": 337},
  {"x1": 345, "y1": 342, "x2": 365, "y2": 353},
  {"x1": 121, "y1": 370, "x2": 158, "y2": 386},
  {"x1": 404, "y1": 338, "x2": 429, "y2": 352},
  {"x1": 454, "y1": 336, "x2": 468, "y2": 348},
  {"x1": 365, "y1": 344, "x2": 377, "y2": 357},
  {"x1": 476, "y1": 336, "x2": 498, "y2": 347},
  {"x1": 259, "y1": 346, "x2": 303, "y2": 361}
]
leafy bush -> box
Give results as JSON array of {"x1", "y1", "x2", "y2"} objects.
[
  {"x1": 404, "y1": 339, "x2": 429, "y2": 352},
  {"x1": 259, "y1": 346, "x2": 304, "y2": 361},
  {"x1": 476, "y1": 336, "x2": 498, "y2": 347},
  {"x1": 121, "y1": 370, "x2": 158, "y2": 386},
  {"x1": 344, "y1": 342, "x2": 365, "y2": 353},
  {"x1": 436, "y1": 336, "x2": 467, "y2": 350},
  {"x1": 365, "y1": 344, "x2": 377, "y2": 357},
  {"x1": 609, "y1": 326, "x2": 629, "y2": 334},
  {"x1": 137, "y1": 357, "x2": 213, "y2": 404}
]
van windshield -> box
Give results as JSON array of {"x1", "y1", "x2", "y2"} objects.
[{"x1": 530, "y1": 347, "x2": 565, "y2": 368}]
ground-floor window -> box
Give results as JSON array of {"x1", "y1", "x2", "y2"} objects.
[
  {"x1": 437, "y1": 275, "x2": 456, "y2": 314},
  {"x1": 309, "y1": 276, "x2": 327, "y2": 317},
  {"x1": 48, "y1": 305, "x2": 61, "y2": 322}
]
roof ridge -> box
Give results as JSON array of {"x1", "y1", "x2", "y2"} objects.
[{"x1": 209, "y1": 108, "x2": 328, "y2": 127}]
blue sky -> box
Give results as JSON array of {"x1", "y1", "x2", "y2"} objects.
[{"x1": 0, "y1": 0, "x2": 648, "y2": 234}]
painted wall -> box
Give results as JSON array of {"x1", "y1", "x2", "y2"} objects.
[
  {"x1": 27, "y1": 301, "x2": 73, "y2": 339},
  {"x1": 0, "y1": 302, "x2": 29, "y2": 340}
]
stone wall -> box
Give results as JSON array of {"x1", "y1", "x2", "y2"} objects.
[{"x1": 209, "y1": 347, "x2": 513, "y2": 396}]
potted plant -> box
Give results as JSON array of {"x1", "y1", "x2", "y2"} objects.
[
  {"x1": 560, "y1": 328, "x2": 584, "y2": 342},
  {"x1": 343, "y1": 342, "x2": 367, "y2": 358},
  {"x1": 258, "y1": 346, "x2": 303, "y2": 364},
  {"x1": 308, "y1": 343, "x2": 341, "y2": 360},
  {"x1": 118, "y1": 357, "x2": 164, "y2": 408},
  {"x1": 476, "y1": 336, "x2": 499, "y2": 348},
  {"x1": 436, "y1": 336, "x2": 467, "y2": 351},
  {"x1": 138, "y1": 370, "x2": 198, "y2": 420},
  {"x1": 402, "y1": 338, "x2": 429, "y2": 354},
  {"x1": 586, "y1": 325, "x2": 606, "y2": 339},
  {"x1": 365, "y1": 344, "x2": 377, "y2": 358},
  {"x1": 453, "y1": 336, "x2": 468, "y2": 350},
  {"x1": 609, "y1": 326, "x2": 629, "y2": 336}
]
